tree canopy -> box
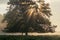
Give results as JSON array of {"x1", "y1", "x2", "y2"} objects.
[{"x1": 2, "y1": 0, "x2": 57, "y2": 35}]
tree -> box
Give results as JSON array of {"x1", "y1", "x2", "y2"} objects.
[{"x1": 2, "y1": 0, "x2": 57, "y2": 35}]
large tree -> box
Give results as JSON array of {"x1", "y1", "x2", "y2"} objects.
[{"x1": 2, "y1": 0, "x2": 57, "y2": 35}]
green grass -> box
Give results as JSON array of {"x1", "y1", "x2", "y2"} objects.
[{"x1": 0, "y1": 35, "x2": 60, "y2": 40}]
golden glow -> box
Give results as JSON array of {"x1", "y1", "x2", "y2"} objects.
[{"x1": 26, "y1": 8, "x2": 35, "y2": 21}]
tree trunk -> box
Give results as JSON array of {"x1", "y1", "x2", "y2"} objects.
[{"x1": 25, "y1": 32, "x2": 28, "y2": 36}]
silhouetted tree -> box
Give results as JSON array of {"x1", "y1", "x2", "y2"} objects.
[{"x1": 2, "y1": 0, "x2": 57, "y2": 35}]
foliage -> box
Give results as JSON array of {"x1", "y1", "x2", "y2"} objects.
[{"x1": 2, "y1": 0, "x2": 57, "y2": 35}]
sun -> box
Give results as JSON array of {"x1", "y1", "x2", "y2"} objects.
[{"x1": 45, "y1": 0, "x2": 51, "y2": 3}]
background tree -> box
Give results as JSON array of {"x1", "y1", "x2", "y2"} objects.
[{"x1": 2, "y1": 0, "x2": 57, "y2": 35}]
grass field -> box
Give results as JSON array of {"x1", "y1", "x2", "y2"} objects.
[{"x1": 0, "y1": 35, "x2": 60, "y2": 40}]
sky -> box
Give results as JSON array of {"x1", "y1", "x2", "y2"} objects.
[
  {"x1": 0, "y1": 0, "x2": 60, "y2": 32},
  {"x1": 0, "y1": 0, "x2": 9, "y2": 15}
]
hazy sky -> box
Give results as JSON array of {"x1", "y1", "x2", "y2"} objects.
[
  {"x1": 0, "y1": 0, "x2": 9, "y2": 15},
  {"x1": 0, "y1": 0, "x2": 60, "y2": 32}
]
